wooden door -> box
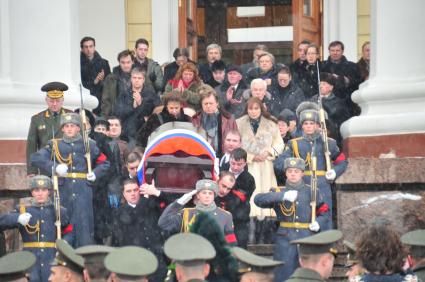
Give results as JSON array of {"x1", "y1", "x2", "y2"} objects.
[
  {"x1": 292, "y1": 0, "x2": 322, "y2": 60},
  {"x1": 178, "y1": 0, "x2": 198, "y2": 60}
]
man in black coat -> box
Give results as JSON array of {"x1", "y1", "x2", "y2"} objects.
[
  {"x1": 199, "y1": 43, "x2": 222, "y2": 85},
  {"x1": 220, "y1": 148, "x2": 256, "y2": 248},
  {"x1": 269, "y1": 66, "x2": 306, "y2": 117},
  {"x1": 80, "y1": 36, "x2": 111, "y2": 115},
  {"x1": 111, "y1": 178, "x2": 168, "y2": 282},
  {"x1": 289, "y1": 40, "x2": 310, "y2": 84}
]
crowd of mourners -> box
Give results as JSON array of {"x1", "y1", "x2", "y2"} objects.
[{"x1": 5, "y1": 37, "x2": 424, "y2": 282}]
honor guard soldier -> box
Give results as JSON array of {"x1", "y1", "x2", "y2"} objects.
[
  {"x1": 26, "y1": 82, "x2": 72, "y2": 176},
  {"x1": 254, "y1": 158, "x2": 329, "y2": 282},
  {"x1": 49, "y1": 239, "x2": 84, "y2": 282},
  {"x1": 75, "y1": 245, "x2": 115, "y2": 282},
  {"x1": 104, "y1": 246, "x2": 158, "y2": 282},
  {"x1": 0, "y1": 175, "x2": 72, "y2": 282},
  {"x1": 31, "y1": 113, "x2": 110, "y2": 247},
  {"x1": 0, "y1": 251, "x2": 36, "y2": 282},
  {"x1": 274, "y1": 102, "x2": 348, "y2": 230},
  {"x1": 158, "y1": 179, "x2": 237, "y2": 245},
  {"x1": 232, "y1": 246, "x2": 283, "y2": 282},
  {"x1": 401, "y1": 229, "x2": 425, "y2": 281},
  {"x1": 286, "y1": 230, "x2": 343, "y2": 282},
  {"x1": 164, "y1": 233, "x2": 216, "y2": 282}
]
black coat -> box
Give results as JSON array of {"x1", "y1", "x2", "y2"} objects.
[
  {"x1": 298, "y1": 61, "x2": 322, "y2": 99},
  {"x1": 80, "y1": 52, "x2": 111, "y2": 114},
  {"x1": 246, "y1": 66, "x2": 277, "y2": 86},
  {"x1": 269, "y1": 81, "x2": 306, "y2": 116},
  {"x1": 216, "y1": 80, "x2": 248, "y2": 119},
  {"x1": 289, "y1": 58, "x2": 307, "y2": 84},
  {"x1": 136, "y1": 107, "x2": 192, "y2": 148}
]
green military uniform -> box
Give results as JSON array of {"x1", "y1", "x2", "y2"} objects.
[
  {"x1": 51, "y1": 239, "x2": 85, "y2": 275},
  {"x1": 401, "y1": 229, "x2": 425, "y2": 281},
  {"x1": 232, "y1": 246, "x2": 283, "y2": 281},
  {"x1": 75, "y1": 245, "x2": 115, "y2": 282},
  {"x1": 104, "y1": 246, "x2": 158, "y2": 281},
  {"x1": 164, "y1": 233, "x2": 216, "y2": 282},
  {"x1": 26, "y1": 82, "x2": 71, "y2": 174},
  {"x1": 285, "y1": 230, "x2": 342, "y2": 282},
  {"x1": 0, "y1": 251, "x2": 36, "y2": 282}
]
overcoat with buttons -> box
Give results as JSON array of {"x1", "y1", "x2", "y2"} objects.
[
  {"x1": 30, "y1": 137, "x2": 110, "y2": 247},
  {"x1": 0, "y1": 203, "x2": 71, "y2": 282}
]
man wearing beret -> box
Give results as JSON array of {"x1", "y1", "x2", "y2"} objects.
[
  {"x1": 158, "y1": 179, "x2": 237, "y2": 245},
  {"x1": 286, "y1": 230, "x2": 342, "y2": 282},
  {"x1": 255, "y1": 157, "x2": 329, "y2": 282},
  {"x1": 215, "y1": 65, "x2": 248, "y2": 119},
  {"x1": 274, "y1": 102, "x2": 348, "y2": 230},
  {"x1": 31, "y1": 113, "x2": 110, "y2": 247},
  {"x1": 0, "y1": 175, "x2": 72, "y2": 282},
  {"x1": 26, "y1": 82, "x2": 72, "y2": 176}
]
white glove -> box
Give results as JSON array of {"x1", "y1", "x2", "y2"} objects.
[
  {"x1": 283, "y1": 190, "x2": 298, "y2": 202},
  {"x1": 325, "y1": 169, "x2": 336, "y2": 181},
  {"x1": 309, "y1": 221, "x2": 320, "y2": 232},
  {"x1": 86, "y1": 172, "x2": 96, "y2": 182},
  {"x1": 177, "y1": 190, "x2": 197, "y2": 205},
  {"x1": 18, "y1": 213, "x2": 32, "y2": 226},
  {"x1": 55, "y1": 163, "x2": 68, "y2": 177}
]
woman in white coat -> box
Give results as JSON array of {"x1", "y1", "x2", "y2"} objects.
[{"x1": 236, "y1": 97, "x2": 284, "y2": 243}]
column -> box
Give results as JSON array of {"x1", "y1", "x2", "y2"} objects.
[{"x1": 341, "y1": 0, "x2": 425, "y2": 158}]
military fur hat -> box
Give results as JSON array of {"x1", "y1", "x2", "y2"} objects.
[
  {"x1": 284, "y1": 158, "x2": 305, "y2": 171},
  {"x1": 320, "y1": 72, "x2": 336, "y2": 87},
  {"x1": 41, "y1": 81, "x2": 68, "y2": 99},
  {"x1": 196, "y1": 179, "x2": 219, "y2": 196},
  {"x1": 29, "y1": 175, "x2": 53, "y2": 190},
  {"x1": 0, "y1": 251, "x2": 36, "y2": 281},
  {"x1": 60, "y1": 113, "x2": 81, "y2": 128},
  {"x1": 299, "y1": 109, "x2": 319, "y2": 124},
  {"x1": 296, "y1": 101, "x2": 319, "y2": 118}
]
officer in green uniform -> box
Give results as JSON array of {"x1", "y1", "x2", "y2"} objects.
[
  {"x1": 401, "y1": 229, "x2": 425, "y2": 281},
  {"x1": 164, "y1": 233, "x2": 216, "y2": 282},
  {"x1": 285, "y1": 230, "x2": 342, "y2": 282},
  {"x1": 75, "y1": 245, "x2": 115, "y2": 282},
  {"x1": 232, "y1": 246, "x2": 283, "y2": 282},
  {"x1": 0, "y1": 251, "x2": 36, "y2": 282},
  {"x1": 49, "y1": 239, "x2": 85, "y2": 282},
  {"x1": 26, "y1": 82, "x2": 71, "y2": 175},
  {"x1": 343, "y1": 240, "x2": 364, "y2": 281},
  {"x1": 104, "y1": 246, "x2": 158, "y2": 282}
]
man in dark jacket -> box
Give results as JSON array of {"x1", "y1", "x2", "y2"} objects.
[
  {"x1": 199, "y1": 43, "x2": 222, "y2": 85},
  {"x1": 163, "y1": 48, "x2": 196, "y2": 90},
  {"x1": 289, "y1": 40, "x2": 310, "y2": 84},
  {"x1": 80, "y1": 36, "x2": 111, "y2": 115},
  {"x1": 269, "y1": 66, "x2": 306, "y2": 116},
  {"x1": 112, "y1": 67, "x2": 158, "y2": 144},
  {"x1": 111, "y1": 178, "x2": 168, "y2": 282}
]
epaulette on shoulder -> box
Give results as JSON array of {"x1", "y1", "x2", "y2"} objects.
[
  {"x1": 291, "y1": 137, "x2": 303, "y2": 141},
  {"x1": 271, "y1": 186, "x2": 285, "y2": 192}
]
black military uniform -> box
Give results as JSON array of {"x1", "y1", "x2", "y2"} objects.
[
  {"x1": 30, "y1": 113, "x2": 110, "y2": 247},
  {"x1": 26, "y1": 82, "x2": 71, "y2": 175},
  {"x1": 0, "y1": 176, "x2": 72, "y2": 282}
]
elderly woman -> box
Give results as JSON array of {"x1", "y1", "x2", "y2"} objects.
[
  {"x1": 354, "y1": 224, "x2": 419, "y2": 282},
  {"x1": 246, "y1": 52, "x2": 277, "y2": 86},
  {"x1": 236, "y1": 97, "x2": 284, "y2": 242},
  {"x1": 192, "y1": 84, "x2": 237, "y2": 159},
  {"x1": 242, "y1": 78, "x2": 274, "y2": 117},
  {"x1": 165, "y1": 62, "x2": 204, "y2": 112}
]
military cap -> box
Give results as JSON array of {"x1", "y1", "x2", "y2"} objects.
[
  {"x1": 291, "y1": 230, "x2": 342, "y2": 256},
  {"x1": 320, "y1": 72, "x2": 336, "y2": 87},
  {"x1": 343, "y1": 240, "x2": 358, "y2": 266},
  {"x1": 51, "y1": 239, "x2": 84, "y2": 274},
  {"x1": 75, "y1": 245, "x2": 115, "y2": 265},
  {"x1": 227, "y1": 65, "x2": 243, "y2": 75},
  {"x1": 195, "y1": 179, "x2": 219, "y2": 196},
  {"x1": 60, "y1": 113, "x2": 81, "y2": 128},
  {"x1": 277, "y1": 109, "x2": 297, "y2": 125},
  {"x1": 0, "y1": 251, "x2": 36, "y2": 281},
  {"x1": 94, "y1": 117, "x2": 110, "y2": 130},
  {"x1": 104, "y1": 246, "x2": 158, "y2": 279},
  {"x1": 401, "y1": 229, "x2": 425, "y2": 247},
  {"x1": 232, "y1": 247, "x2": 283, "y2": 274},
  {"x1": 296, "y1": 101, "x2": 319, "y2": 119},
  {"x1": 284, "y1": 157, "x2": 305, "y2": 171},
  {"x1": 164, "y1": 233, "x2": 216, "y2": 265},
  {"x1": 211, "y1": 60, "x2": 226, "y2": 72},
  {"x1": 29, "y1": 175, "x2": 53, "y2": 190},
  {"x1": 41, "y1": 81, "x2": 68, "y2": 99},
  {"x1": 299, "y1": 109, "x2": 319, "y2": 125}
]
